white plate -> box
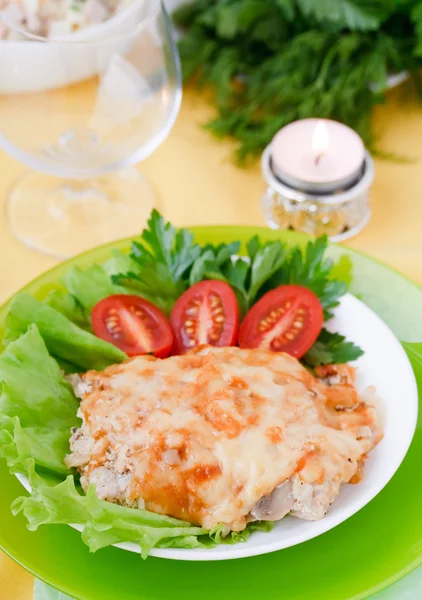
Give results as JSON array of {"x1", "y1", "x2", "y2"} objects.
[{"x1": 16, "y1": 293, "x2": 418, "y2": 561}]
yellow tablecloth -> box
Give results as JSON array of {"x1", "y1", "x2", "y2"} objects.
[{"x1": 1, "y1": 85, "x2": 422, "y2": 598}]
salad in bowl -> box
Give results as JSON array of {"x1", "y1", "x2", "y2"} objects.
[
  {"x1": 0, "y1": 0, "x2": 155, "y2": 94},
  {"x1": 0, "y1": 0, "x2": 132, "y2": 40}
]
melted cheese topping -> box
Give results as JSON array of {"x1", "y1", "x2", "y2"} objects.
[{"x1": 67, "y1": 346, "x2": 383, "y2": 530}]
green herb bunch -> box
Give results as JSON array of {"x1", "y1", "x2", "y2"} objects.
[{"x1": 174, "y1": 0, "x2": 422, "y2": 163}]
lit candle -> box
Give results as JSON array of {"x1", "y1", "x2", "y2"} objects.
[{"x1": 271, "y1": 118, "x2": 365, "y2": 194}]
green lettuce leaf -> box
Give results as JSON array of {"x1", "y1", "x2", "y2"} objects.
[
  {"x1": 0, "y1": 326, "x2": 79, "y2": 474},
  {"x1": 3, "y1": 294, "x2": 126, "y2": 371},
  {"x1": 328, "y1": 254, "x2": 353, "y2": 287},
  {"x1": 44, "y1": 252, "x2": 138, "y2": 330},
  {"x1": 44, "y1": 289, "x2": 90, "y2": 330},
  {"x1": 61, "y1": 259, "x2": 171, "y2": 322},
  {"x1": 12, "y1": 464, "x2": 210, "y2": 558},
  {"x1": 13, "y1": 463, "x2": 272, "y2": 558},
  {"x1": 210, "y1": 520, "x2": 273, "y2": 544},
  {"x1": 63, "y1": 261, "x2": 174, "y2": 319},
  {"x1": 63, "y1": 265, "x2": 127, "y2": 314},
  {"x1": 102, "y1": 250, "x2": 140, "y2": 278}
]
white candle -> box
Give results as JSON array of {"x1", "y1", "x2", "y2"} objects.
[{"x1": 271, "y1": 118, "x2": 365, "y2": 194}]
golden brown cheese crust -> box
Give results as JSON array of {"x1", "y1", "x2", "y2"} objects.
[{"x1": 66, "y1": 346, "x2": 383, "y2": 530}]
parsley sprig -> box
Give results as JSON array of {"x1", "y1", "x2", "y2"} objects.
[
  {"x1": 304, "y1": 329, "x2": 364, "y2": 367},
  {"x1": 112, "y1": 211, "x2": 202, "y2": 313},
  {"x1": 113, "y1": 211, "x2": 362, "y2": 365}
]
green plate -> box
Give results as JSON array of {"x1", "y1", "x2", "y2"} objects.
[{"x1": 1, "y1": 227, "x2": 421, "y2": 600}]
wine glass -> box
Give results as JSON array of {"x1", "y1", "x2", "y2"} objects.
[{"x1": 0, "y1": 0, "x2": 182, "y2": 258}]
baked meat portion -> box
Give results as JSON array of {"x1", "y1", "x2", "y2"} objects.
[{"x1": 66, "y1": 346, "x2": 383, "y2": 531}]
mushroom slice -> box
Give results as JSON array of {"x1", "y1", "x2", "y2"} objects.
[{"x1": 250, "y1": 479, "x2": 294, "y2": 521}]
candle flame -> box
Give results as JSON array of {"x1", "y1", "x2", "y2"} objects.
[{"x1": 312, "y1": 120, "x2": 329, "y2": 165}]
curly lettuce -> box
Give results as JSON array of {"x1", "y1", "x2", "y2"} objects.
[{"x1": 0, "y1": 326, "x2": 79, "y2": 475}]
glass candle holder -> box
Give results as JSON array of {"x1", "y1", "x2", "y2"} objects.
[{"x1": 261, "y1": 144, "x2": 375, "y2": 241}]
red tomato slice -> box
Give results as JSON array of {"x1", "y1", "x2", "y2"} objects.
[
  {"x1": 91, "y1": 295, "x2": 173, "y2": 358},
  {"x1": 238, "y1": 285, "x2": 323, "y2": 359},
  {"x1": 170, "y1": 280, "x2": 239, "y2": 354}
]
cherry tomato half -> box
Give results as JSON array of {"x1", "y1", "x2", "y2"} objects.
[
  {"x1": 170, "y1": 280, "x2": 239, "y2": 354},
  {"x1": 238, "y1": 285, "x2": 323, "y2": 359},
  {"x1": 91, "y1": 295, "x2": 173, "y2": 358}
]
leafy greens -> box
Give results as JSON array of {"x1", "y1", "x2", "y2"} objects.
[
  {"x1": 304, "y1": 329, "x2": 364, "y2": 367},
  {"x1": 173, "y1": 0, "x2": 422, "y2": 163},
  {"x1": 113, "y1": 210, "x2": 203, "y2": 314},
  {"x1": 0, "y1": 326, "x2": 79, "y2": 475},
  {"x1": 3, "y1": 293, "x2": 126, "y2": 372}
]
